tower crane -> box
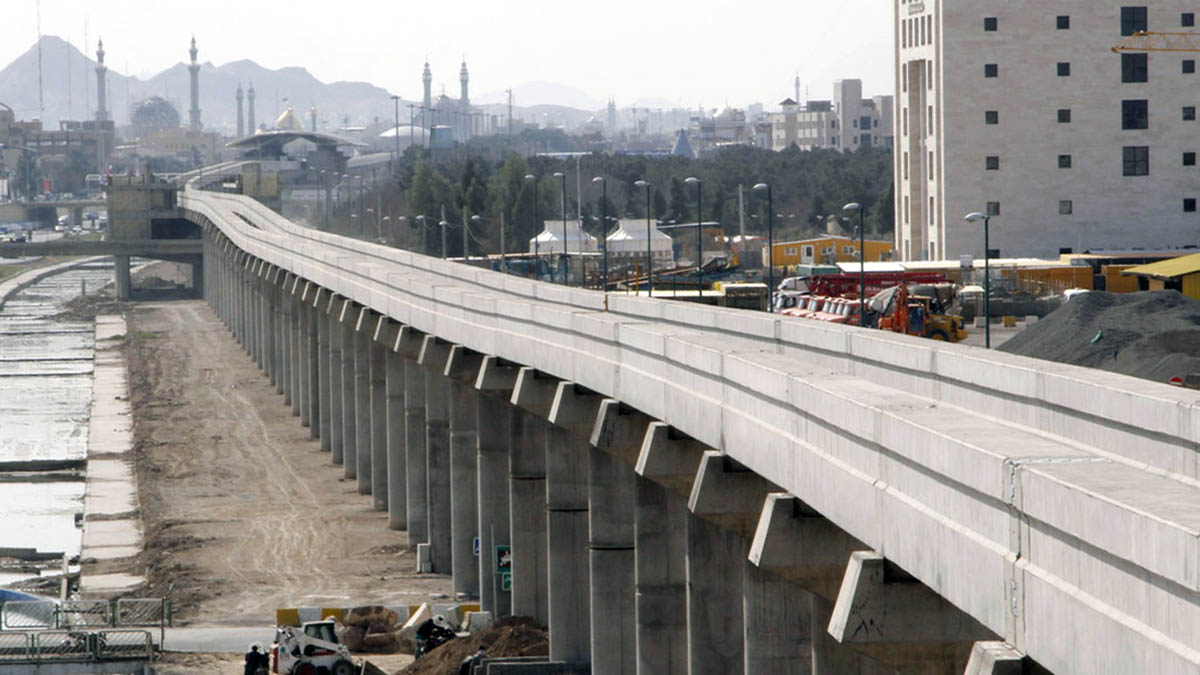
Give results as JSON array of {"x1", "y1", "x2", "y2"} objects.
[{"x1": 1112, "y1": 30, "x2": 1200, "y2": 53}]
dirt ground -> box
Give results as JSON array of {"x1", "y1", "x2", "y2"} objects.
[
  {"x1": 153, "y1": 651, "x2": 414, "y2": 674},
  {"x1": 112, "y1": 287, "x2": 451, "y2": 625}
]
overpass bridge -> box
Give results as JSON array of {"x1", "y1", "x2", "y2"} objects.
[{"x1": 169, "y1": 178, "x2": 1198, "y2": 674}]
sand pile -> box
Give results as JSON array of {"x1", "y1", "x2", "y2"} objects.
[
  {"x1": 396, "y1": 616, "x2": 548, "y2": 675},
  {"x1": 998, "y1": 290, "x2": 1200, "y2": 383}
]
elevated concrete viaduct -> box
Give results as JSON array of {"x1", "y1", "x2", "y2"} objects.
[{"x1": 181, "y1": 178, "x2": 1199, "y2": 674}]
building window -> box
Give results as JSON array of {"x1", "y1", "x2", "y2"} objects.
[
  {"x1": 1059, "y1": 154, "x2": 1073, "y2": 168},
  {"x1": 1186, "y1": 106, "x2": 1197, "y2": 121},
  {"x1": 985, "y1": 110, "x2": 999, "y2": 125},
  {"x1": 1187, "y1": 198, "x2": 1198, "y2": 212},
  {"x1": 1057, "y1": 15, "x2": 1070, "y2": 29},
  {"x1": 1122, "y1": 53, "x2": 1149, "y2": 82},
  {"x1": 984, "y1": 17, "x2": 997, "y2": 31},
  {"x1": 1185, "y1": 12, "x2": 1196, "y2": 27},
  {"x1": 784, "y1": 247, "x2": 798, "y2": 256},
  {"x1": 1123, "y1": 146, "x2": 1150, "y2": 175},
  {"x1": 1057, "y1": 62, "x2": 1071, "y2": 77},
  {"x1": 1058, "y1": 108, "x2": 1072, "y2": 123},
  {"x1": 1185, "y1": 152, "x2": 1196, "y2": 166},
  {"x1": 985, "y1": 63, "x2": 998, "y2": 78},
  {"x1": 986, "y1": 202, "x2": 1000, "y2": 216},
  {"x1": 1186, "y1": 60, "x2": 1196, "y2": 74},
  {"x1": 986, "y1": 156, "x2": 1000, "y2": 170},
  {"x1": 1059, "y1": 200, "x2": 1073, "y2": 215},
  {"x1": 1121, "y1": 6, "x2": 1148, "y2": 36},
  {"x1": 1122, "y1": 99, "x2": 1149, "y2": 129}
]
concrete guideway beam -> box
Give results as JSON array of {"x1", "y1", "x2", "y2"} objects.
[
  {"x1": 829, "y1": 551, "x2": 996, "y2": 674},
  {"x1": 354, "y1": 307, "x2": 379, "y2": 496},
  {"x1": 337, "y1": 299, "x2": 360, "y2": 480},
  {"x1": 445, "y1": 344, "x2": 484, "y2": 599},
  {"x1": 418, "y1": 336, "x2": 453, "y2": 575},
  {"x1": 376, "y1": 318, "x2": 407, "y2": 530}
]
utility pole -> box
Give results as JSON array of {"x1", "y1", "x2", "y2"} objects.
[
  {"x1": 506, "y1": 89, "x2": 513, "y2": 135},
  {"x1": 499, "y1": 211, "x2": 506, "y2": 272},
  {"x1": 462, "y1": 208, "x2": 469, "y2": 259}
]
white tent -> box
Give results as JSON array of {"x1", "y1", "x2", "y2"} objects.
[
  {"x1": 606, "y1": 219, "x2": 674, "y2": 267},
  {"x1": 529, "y1": 220, "x2": 598, "y2": 254}
]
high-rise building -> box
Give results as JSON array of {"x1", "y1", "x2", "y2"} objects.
[
  {"x1": 768, "y1": 81, "x2": 892, "y2": 153},
  {"x1": 188, "y1": 37, "x2": 202, "y2": 131},
  {"x1": 894, "y1": 1, "x2": 1200, "y2": 260}
]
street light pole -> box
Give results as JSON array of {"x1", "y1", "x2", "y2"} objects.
[
  {"x1": 592, "y1": 176, "x2": 607, "y2": 290},
  {"x1": 553, "y1": 171, "x2": 568, "y2": 284},
  {"x1": 525, "y1": 174, "x2": 539, "y2": 279},
  {"x1": 391, "y1": 94, "x2": 401, "y2": 167},
  {"x1": 843, "y1": 202, "x2": 866, "y2": 326},
  {"x1": 635, "y1": 180, "x2": 652, "y2": 296},
  {"x1": 440, "y1": 219, "x2": 449, "y2": 259},
  {"x1": 753, "y1": 183, "x2": 774, "y2": 312},
  {"x1": 965, "y1": 212, "x2": 992, "y2": 348},
  {"x1": 685, "y1": 176, "x2": 702, "y2": 296}
]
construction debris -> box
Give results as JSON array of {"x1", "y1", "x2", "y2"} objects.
[
  {"x1": 396, "y1": 616, "x2": 548, "y2": 675},
  {"x1": 998, "y1": 290, "x2": 1200, "y2": 384},
  {"x1": 335, "y1": 605, "x2": 413, "y2": 654}
]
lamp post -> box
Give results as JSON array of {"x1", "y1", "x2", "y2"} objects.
[
  {"x1": 685, "y1": 176, "x2": 702, "y2": 296},
  {"x1": 843, "y1": 202, "x2": 866, "y2": 326},
  {"x1": 470, "y1": 214, "x2": 482, "y2": 260},
  {"x1": 592, "y1": 176, "x2": 608, "y2": 290},
  {"x1": 390, "y1": 94, "x2": 401, "y2": 167},
  {"x1": 525, "y1": 174, "x2": 540, "y2": 278},
  {"x1": 752, "y1": 183, "x2": 774, "y2": 312},
  {"x1": 635, "y1": 180, "x2": 653, "y2": 296},
  {"x1": 439, "y1": 219, "x2": 449, "y2": 259},
  {"x1": 416, "y1": 214, "x2": 427, "y2": 255},
  {"x1": 965, "y1": 211, "x2": 992, "y2": 348},
  {"x1": 553, "y1": 171, "x2": 568, "y2": 284}
]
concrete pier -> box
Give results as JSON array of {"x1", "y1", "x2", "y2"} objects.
[
  {"x1": 327, "y1": 297, "x2": 344, "y2": 465},
  {"x1": 402, "y1": 332, "x2": 428, "y2": 549},
  {"x1": 544, "y1": 428, "x2": 591, "y2": 666},
  {"x1": 476, "y1": 392, "x2": 511, "y2": 616},
  {"x1": 379, "y1": 319, "x2": 406, "y2": 530},
  {"x1": 446, "y1": 346, "x2": 482, "y2": 598},
  {"x1": 369, "y1": 324, "x2": 388, "y2": 509},
  {"x1": 686, "y1": 512, "x2": 745, "y2": 675},
  {"x1": 354, "y1": 310, "x2": 373, "y2": 495},
  {"x1": 316, "y1": 291, "x2": 332, "y2": 451},
  {"x1": 634, "y1": 477, "x2": 688, "y2": 675},
  {"x1": 305, "y1": 287, "x2": 320, "y2": 439},
  {"x1": 419, "y1": 337, "x2": 452, "y2": 574},
  {"x1": 339, "y1": 302, "x2": 357, "y2": 479}
]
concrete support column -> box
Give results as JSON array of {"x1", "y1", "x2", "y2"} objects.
[
  {"x1": 743, "y1": 561, "x2": 812, "y2": 675},
  {"x1": 306, "y1": 289, "x2": 320, "y2": 439},
  {"x1": 446, "y1": 346, "x2": 483, "y2": 599},
  {"x1": 476, "y1": 393, "x2": 511, "y2": 616},
  {"x1": 268, "y1": 270, "x2": 280, "y2": 390},
  {"x1": 419, "y1": 337, "x2": 452, "y2": 574},
  {"x1": 403, "y1": 340, "x2": 429, "y2": 549},
  {"x1": 114, "y1": 254, "x2": 131, "y2": 301},
  {"x1": 280, "y1": 277, "x2": 292, "y2": 404},
  {"x1": 254, "y1": 266, "x2": 267, "y2": 371},
  {"x1": 634, "y1": 477, "x2": 688, "y2": 675},
  {"x1": 297, "y1": 286, "x2": 312, "y2": 428},
  {"x1": 545, "y1": 426, "x2": 591, "y2": 667},
  {"x1": 340, "y1": 302, "x2": 358, "y2": 479},
  {"x1": 507, "y1": 368, "x2": 552, "y2": 625},
  {"x1": 327, "y1": 297, "x2": 345, "y2": 464},
  {"x1": 369, "y1": 320, "x2": 388, "y2": 509},
  {"x1": 686, "y1": 512, "x2": 745, "y2": 675},
  {"x1": 289, "y1": 279, "x2": 302, "y2": 417},
  {"x1": 385, "y1": 348, "x2": 407, "y2": 529},
  {"x1": 355, "y1": 310, "x2": 374, "y2": 495},
  {"x1": 316, "y1": 293, "x2": 332, "y2": 452},
  {"x1": 588, "y1": 447, "x2": 636, "y2": 674}
]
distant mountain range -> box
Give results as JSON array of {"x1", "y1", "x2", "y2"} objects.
[{"x1": 0, "y1": 36, "x2": 689, "y2": 135}]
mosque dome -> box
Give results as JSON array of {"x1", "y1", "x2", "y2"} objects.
[
  {"x1": 274, "y1": 106, "x2": 304, "y2": 131},
  {"x1": 131, "y1": 97, "x2": 181, "y2": 128}
]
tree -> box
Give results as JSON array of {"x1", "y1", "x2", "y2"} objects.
[
  {"x1": 407, "y1": 160, "x2": 460, "y2": 256},
  {"x1": 668, "y1": 177, "x2": 691, "y2": 223}
]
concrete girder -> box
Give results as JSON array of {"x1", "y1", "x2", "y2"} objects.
[
  {"x1": 748, "y1": 492, "x2": 868, "y2": 603},
  {"x1": 475, "y1": 355, "x2": 520, "y2": 395},
  {"x1": 688, "y1": 451, "x2": 780, "y2": 539},
  {"x1": 444, "y1": 344, "x2": 485, "y2": 383},
  {"x1": 829, "y1": 551, "x2": 996, "y2": 675},
  {"x1": 634, "y1": 422, "x2": 707, "y2": 495},
  {"x1": 392, "y1": 324, "x2": 426, "y2": 360}
]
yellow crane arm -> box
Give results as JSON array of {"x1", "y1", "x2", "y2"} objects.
[{"x1": 1112, "y1": 31, "x2": 1200, "y2": 53}]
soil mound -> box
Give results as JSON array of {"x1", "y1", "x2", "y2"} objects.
[
  {"x1": 998, "y1": 290, "x2": 1200, "y2": 383},
  {"x1": 396, "y1": 616, "x2": 548, "y2": 675}
]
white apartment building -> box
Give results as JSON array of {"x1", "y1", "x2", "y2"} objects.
[
  {"x1": 895, "y1": 1, "x2": 1200, "y2": 260},
  {"x1": 770, "y1": 83, "x2": 894, "y2": 152}
]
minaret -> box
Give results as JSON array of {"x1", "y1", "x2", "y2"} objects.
[
  {"x1": 247, "y1": 82, "x2": 256, "y2": 132},
  {"x1": 459, "y1": 61, "x2": 469, "y2": 107},
  {"x1": 310, "y1": 104, "x2": 317, "y2": 132},
  {"x1": 188, "y1": 37, "x2": 201, "y2": 131},
  {"x1": 94, "y1": 38, "x2": 108, "y2": 121},
  {"x1": 236, "y1": 83, "x2": 244, "y2": 136},
  {"x1": 607, "y1": 98, "x2": 616, "y2": 136},
  {"x1": 422, "y1": 61, "x2": 432, "y2": 127},
  {"x1": 794, "y1": 73, "x2": 801, "y2": 104}
]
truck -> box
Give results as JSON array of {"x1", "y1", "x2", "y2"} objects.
[{"x1": 271, "y1": 620, "x2": 356, "y2": 675}]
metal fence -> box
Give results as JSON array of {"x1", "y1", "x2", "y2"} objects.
[
  {"x1": 32, "y1": 631, "x2": 92, "y2": 661},
  {"x1": 0, "y1": 630, "x2": 153, "y2": 664},
  {"x1": 0, "y1": 632, "x2": 32, "y2": 662},
  {"x1": 1, "y1": 598, "x2": 170, "y2": 631},
  {"x1": 95, "y1": 630, "x2": 154, "y2": 660}
]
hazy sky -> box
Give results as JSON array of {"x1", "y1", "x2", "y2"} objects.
[{"x1": 1, "y1": 0, "x2": 894, "y2": 109}]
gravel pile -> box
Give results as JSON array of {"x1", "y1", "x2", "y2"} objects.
[
  {"x1": 998, "y1": 290, "x2": 1200, "y2": 384},
  {"x1": 397, "y1": 616, "x2": 548, "y2": 675}
]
